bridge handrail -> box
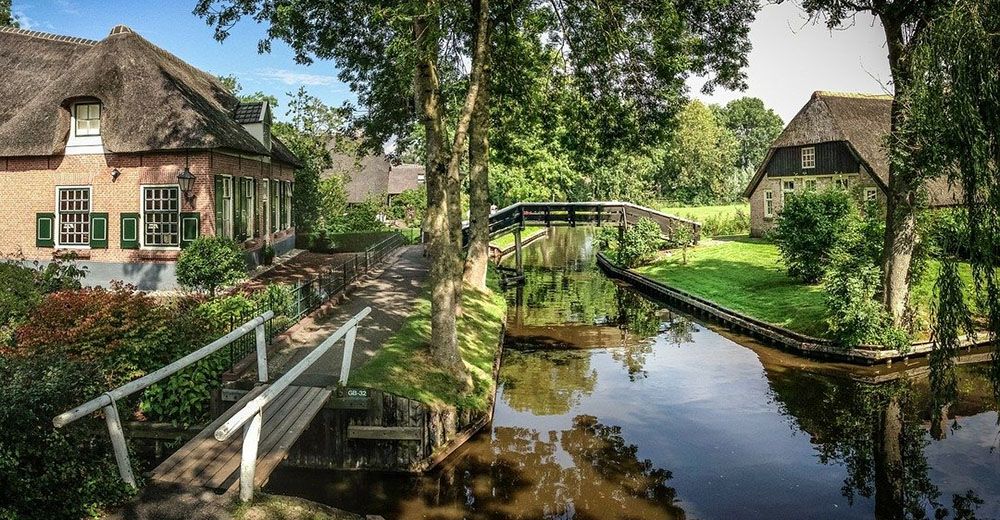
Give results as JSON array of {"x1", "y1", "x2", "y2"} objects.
[
  {"x1": 51, "y1": 310, "x2": 275, "y2": 487},
  {"x1": 488, "y1": 201, "x2": 701, "y2": 226},
  {"x1": 214, "y1": 305, "x2": 372, "y2": 502}
]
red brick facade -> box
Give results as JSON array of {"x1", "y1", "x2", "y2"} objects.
[{"x1": 0, "y1": 151, "x2": 295, "y2": 263}]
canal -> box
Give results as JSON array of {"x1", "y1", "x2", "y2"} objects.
[{"x1": 267, "y1": 227, "x2": 1000, "y2": 519}]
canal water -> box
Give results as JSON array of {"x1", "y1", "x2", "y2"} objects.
[{"x1": 267, "y1": 227, "x2": 1000, "y2": 519}]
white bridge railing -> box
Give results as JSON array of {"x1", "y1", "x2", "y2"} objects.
[
  {"x1": 52, "y1": 311, "x2": 275, "y2": 488},
  {"x1": 215, "y1": 306, "x2": 372, "y2": 502}
]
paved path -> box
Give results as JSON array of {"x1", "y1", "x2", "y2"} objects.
[{"x1": 265, "y1": 244, "x2": 428, "y2": 387}]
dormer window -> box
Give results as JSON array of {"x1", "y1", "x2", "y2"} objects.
[
  {"x1": 801, "y1": 147, "x2": 815, "y2": 169},
  {"x1": 74, "y1": 103, "x2": 101, "y2": 136}
]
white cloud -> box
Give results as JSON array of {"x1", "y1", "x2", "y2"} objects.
[
  {"x1": 254, "y1": 68, "x2": 340, "y2": 86},
  {"x1": 12, "y1": 10, "x2": 53, "y2": 32}
]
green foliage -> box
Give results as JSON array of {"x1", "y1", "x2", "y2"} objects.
[
  {"x1": 0, "y1": 357, "x2": 135, "y2": 519},
  {"x1": 603, "y1": 218, "x2": 663, "y2": 269},
  {"x1": 0, "y1": 0, "x2": 16, "y2": 28},
  {"x1": 823, "y1": 220, "x2": 910, "y2": 350},
  {"x1": 31, "y1": 255, "x2": 87, "y2": 293},
  {"x1": 660, "y1": 100, "x2": 740, "y2": 204},
  {"x1": 772, "y1": 189, "x2": 854, "y2": 283},
  {"x1": 0, "y1": 263, "x2": 39, "y2": 332},
  {"x1": 387, "y1": 188, "x2": 426, "y2": 227},
  {"x1": 337, "y1": 198, "x2": 388, "y2": 233},
  {"x1": 714, "y1": 97, "x2": 784, "y2": 173},
  {"x1": 176, "y1": 236, "x2": 247, "y2": 295},
  {"x1": 139, "y1": 349, "x2": 228, "y2": 427},
  {"x1": 656, "y1": 203, "x2": 751, "y2": 237}
]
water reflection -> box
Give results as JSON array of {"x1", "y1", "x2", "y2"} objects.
[{"x1": 266, "y1": 228, "x2": 1000, "y2": 519}]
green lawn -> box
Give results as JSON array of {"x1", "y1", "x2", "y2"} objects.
[
  {"x1": 490, "y1": 226, "x2": 545, "y2": 250},
  {"x1": 654, "y1": 203, "x2": 750, "y2": 222},
  {"x1": 349, "y1": 270, "x2": 507, "y2": 412},
  {"x1": 635, "y1": 237, "x2": 975, "y2": 339}
]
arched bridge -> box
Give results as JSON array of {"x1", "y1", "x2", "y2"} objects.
[{"x1": 465, "y1": 201, "x2": 701, "y2": 246}]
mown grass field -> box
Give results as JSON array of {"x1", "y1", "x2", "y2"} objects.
[
  {"x1": 349, "y1": 269, "x2": 507, "y2": 411},
  {"x1": 654, "y1": 203, "x2": 750, "y2": 222},
  {"x1": 635, "y1": 237, "x2": 974, "y2": 339},
  {"x1": 490, "y1": 226, "x2": 546, "y2": 249}
]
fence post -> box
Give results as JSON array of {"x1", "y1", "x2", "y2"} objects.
[
  {"x1": 255, "y1": 323, "x2": 268, "y2": 383},
  {"x1": 239, "y1": 409, "x2": 262, "y2": 502},
  {"x1": 103, "y1": 400, "x2": 137, "y2": 488}
]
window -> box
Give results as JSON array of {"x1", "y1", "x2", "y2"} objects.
[
  {"x1": 805, "y1": 179, "x2": 818, "y2": 191},
  {"x1": 801, "y1": 147, "x2": 815, "y2": 169},
  {"x1": 764, "y1": 190, "x2": 774, "y2": 218},
  {"x1": 74, "y1": 103, "x2": 101, "y2": 136},
  {"x1": 782, "y1": 180, "x2": 795, "y2": 193},
  {"x1": 865, "y1": 187, "x2": 878, "y2": 202},
  {"x1": 220, "y1": 176, "x2": 233, "y2": 238},
  {"x1": 143, "y1": 186, "x2": 180, "y2": 247},
  {"x1": 284, "y1": 181, "x2": 293, "y2": 228},
  {"x1": 57, "y1": 187, "x2": 90, "y2": 246},
  {"x1": 835, "y1": 177, "x2": 850, "y2": 190},
  {"x1": 243, "y1": 178, "x2": 256, "y2": 237},
  {"x1": 261, "y1": 179, "x2": 270, "y2": 234}
]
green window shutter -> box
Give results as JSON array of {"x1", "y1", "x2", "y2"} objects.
[
  {"x1": 270, "y1": 181, "x2": 277, "y2": 231},
  {"x1": 120, "y1": 212, "x2": 140, "y2": 249},
  {"x1": 89, "y1": 212, "x2": 108, "y2": 249},
  {"x1": 214, "y1": 176, "x2": 225, "y2": 237},
  {"x1": 234, "y1": 178, "x2": 244, "y2": 240},
  {"x1": 251, "y1": 178, "x2": 259, "y2": 237},
  {"x1": 180, "y1": 212, "x2": 201, "y2": 248},
  {"x1": 36, "y1": 213, "x2": 55, "y2": 248}
]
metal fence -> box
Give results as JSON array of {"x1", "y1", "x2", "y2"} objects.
[{"x1": 223, "y1": 232, "x2": 405, "y2": 371}]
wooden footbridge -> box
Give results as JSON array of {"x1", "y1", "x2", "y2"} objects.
[
  {"x1": 471, "y1": 201, "x2": 701, "y2": 279},
  {"x1": 54, "y1": 307, "x2": 372, "y2": 502}
]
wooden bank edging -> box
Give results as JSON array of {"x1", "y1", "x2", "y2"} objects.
[
  {"x1": 596, "y1": 252, "x2": 990, "y2": 365},
  {"x1": 489, "y1": 227, "x2": 548, "y2": 260}
]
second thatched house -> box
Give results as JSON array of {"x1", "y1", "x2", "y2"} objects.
[{"x1": 744, "y1": 91, "x2": 961, "y2": 237}]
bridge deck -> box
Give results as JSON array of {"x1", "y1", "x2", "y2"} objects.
[{"x1": 151, "y1": 384, "x2": 330, "y2": 492}]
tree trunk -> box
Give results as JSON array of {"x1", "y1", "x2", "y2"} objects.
[
  {"x1": 463, "y1": 0, "x2": 493, "y2": 290},
  {"x1": 414, "y1": 7, "x2": 462, "y2": 373},
  {"x1": 874, "y1": 395, "x2": 904, "y2": 520},
  {"x1": 879, "y1": 17, "x2": 918, "y2": 326}
]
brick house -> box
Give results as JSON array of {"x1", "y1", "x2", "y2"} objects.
[
  {"x1": 0, "y1": 25, "x2": 301, "y2": 290},
  {"x1": 744, "y1": 91, "x2": 960, "y2": 237}
]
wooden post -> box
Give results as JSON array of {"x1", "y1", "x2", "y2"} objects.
[
  {"x1": 239, "y1": 409, "x2": 263, "y2": 502},
  {"x1": 255, "y1": 323, "x2": 268, "y2": 383},
  {"x1": 103, "y1": 400, "x2": 137, "y2": 488},
  {"x1": 339, "y1": 325, "x2": 358, "y2": 385},
  {"x1": 513, "y1": 228, "x2": 523, "y2": 276}
]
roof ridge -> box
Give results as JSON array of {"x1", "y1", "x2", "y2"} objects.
[
  {"x1": 0, "y1": 26, "x2": 98, "y2": 46},
  {"x1": 815, "y1": 90, "x2": 893, "y2": 100}
]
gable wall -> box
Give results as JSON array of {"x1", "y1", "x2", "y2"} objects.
[
  {"x1": 766, "y1": 141, "x2": 860, "y2": 177},
  {"x1": 749, "y1": 169, "x2": 882, "y2": 237}
]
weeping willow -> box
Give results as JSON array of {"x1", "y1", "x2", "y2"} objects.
[{"x1": 895, "y1": 0, "x2": 1000, "y2": 407}]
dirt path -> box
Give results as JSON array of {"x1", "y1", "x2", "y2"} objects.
[{"x1": 264, "y1": 244, "x2": 428, "y2": 387}]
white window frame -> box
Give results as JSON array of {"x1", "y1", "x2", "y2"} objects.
[
  {"x1": 284, "y1": 181, "x2": 293, "y2": 229},
  {"x1": 139, "y1": 184, "x2": 181, "y2": 250},
  {"x1": 835, "y1": 177, "x2": 850, "y2": 190},
  {"x1": 220, "y1": 175, "x2": 234, "y2": 239},
  {"x1": 55, "y1": 185, "x2": 92, "y2": 249},
  {"x1": 261, "y1": 179, "x2": 270, "y2": 236},
  {"x1": 73, "y1": 103, "x2": 101, "y2": 137},
  {"x1": 243, "y1": 177, "x2": 255, "y2": 238},
  {"x1": 764, "y1": 190, "x2": 774, "y2": 218},
  {"x1": 801, "y1": 147, "x2": 815, "y2": 169},
  {"x1": 804, "y1": 179, "x2": 818, "y2": 191},
  {"x1": 865, "y1": 187, "x2": 878, "y2": 202}
]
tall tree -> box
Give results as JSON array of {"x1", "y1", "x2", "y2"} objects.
[
  {"x1": 715, "y1": 97, "x2": 783, "y2": 173},
  {"x1": 660, "y1": 100, "x2": 739, "y2": 204},
  {"x1": 463, "y1": 0, "x2": 493, "y2": 289},
  {"x1": 788, "y1": 0, "x2": 951, "y2": 324},
  {"x1": 1, "y1": 0, "x2": 17, "y2": 27}
]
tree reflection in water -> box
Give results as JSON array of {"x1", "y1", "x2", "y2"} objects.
[{"x1": 499, "y1": 350, "x2": 598, "y2": 416}]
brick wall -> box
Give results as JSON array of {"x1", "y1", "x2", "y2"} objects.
[
  {"x1": 748, "y1": 170, "x2": 881, "y2": 237},
  {"x1": 0, "y1": 151, "x2": 296, "y2": 264}
]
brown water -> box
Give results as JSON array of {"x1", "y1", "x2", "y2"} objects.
[{"x1": 267, "y1": 227, "x2": 1000, "y2": 519}]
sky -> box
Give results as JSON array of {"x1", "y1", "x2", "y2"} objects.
[{"x1": 13, "y1": 0, "x2": 892, "y2": 125}]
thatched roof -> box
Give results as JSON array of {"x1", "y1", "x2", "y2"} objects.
[
  {"x1": 388, "y1": 163, "x2": 424, "y2": 195},
  {"x1": 322, "y1": 148, "x2": 392, "y2": 204},
  {"x1": 745, "y1": 91, "x2": 892, "y2": 196},
  {"x1": 0, "y1": 25, "x2": 300, "y2": 167}
]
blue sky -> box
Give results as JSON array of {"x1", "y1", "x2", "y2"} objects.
[{"x1": 14, "y1": 0, "x2": 891, "y2": 124}]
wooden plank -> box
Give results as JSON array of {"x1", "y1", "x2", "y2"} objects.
[
  {"x1": 347, "y1": 426, "x2": 423, "y2": 441},
  {"x1": 154, "y1": 386, "x2": 298, "y2": 486},
  {"x1": 151, "y1": 385, "x2": 268, "y2": 480},
  {"x1": 246, "y1": 387, "x2": 331, "y2": 489}
]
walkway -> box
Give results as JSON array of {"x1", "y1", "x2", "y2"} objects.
[
  {"x1": 245, "y1": 251, "x2": 360, "y2": 290},
  {"x1": 262, "y1": 244, "x2": 429, "y2": 387}
]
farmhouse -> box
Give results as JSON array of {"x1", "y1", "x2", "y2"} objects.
[
  {"x1": 744, "y1": 91, "x2": 960, "y2": 237},
  {"x1": 0, "y1": 25, "x2": 301, "y2": 289},
  {"x1": 322, "y1": 146, "x2": 424, "y2": 206}
]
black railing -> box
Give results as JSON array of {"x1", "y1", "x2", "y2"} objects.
[{"x1": 223, "y1": 232, "x2": 406, "y2": 371}]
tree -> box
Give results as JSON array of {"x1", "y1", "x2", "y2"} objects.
[
  {"x1": 176, "y1": 236, "x2": 247, "y2": 296},
  {"x1": 785, "y1": 0, "x2": 951, "y2": 325},
  {"x1": 660, "y1": 100, "x2": 739, "y2": 203},
  {"x1": 715, "y1": 96, "x2": 783, "y2": 174},
  {"x1": 1, "y1": 0, "x2": 17, "y2": 27}
]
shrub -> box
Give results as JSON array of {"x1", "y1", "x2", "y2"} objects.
[
  {"x1": 618, "y1": 218, "x2": 663, "y2": 268},
  {"x1": 772, "y1": 189, "x2": 854, "y2": 283},
  {"x1": 31, "y1": 255, "x2": 87, "y2": 293},
  {"x1": 0, "y1": 263, "x2": 40, "y2": 330},
  {"x1": 176, "y1": 236, "x2": 247, "y2": 296},
  {"x1": 387, "y1": 188, "x2": 427, "y2": 227},
  {"x1": 698, "y1": 208, "x2": 750, "y2": 237},
  {"x1": 823, "y1": 219, "x2": 909, "y2": 350}
]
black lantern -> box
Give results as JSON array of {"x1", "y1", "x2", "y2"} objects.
[{"x1": 177, "y1": 167, "x2": 195, "y2": 194}]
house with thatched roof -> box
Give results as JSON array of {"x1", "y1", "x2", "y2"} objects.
[
  {"x1": 744, "y1": 91, "x2": 960, "y2": 237},
  {"x1": 320, "y1": 141, "x2": 424, "y2": 207},
  {"x1": 0, "y1": 25, "x2": 301, "y2": 289}
]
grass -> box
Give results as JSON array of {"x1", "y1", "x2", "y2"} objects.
[
  {"x1": 653, "y1": 203, "x2": 750, "y2": 222},
  {"x1": 490, "y1": 226, "x2": 546, "y2": 250},
  {"x1": 635, "y1": 237, "x2": 976, "y2": 340},
  {"x1": 348, "y1": 268, "x2": 507, "y2": 412}
]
